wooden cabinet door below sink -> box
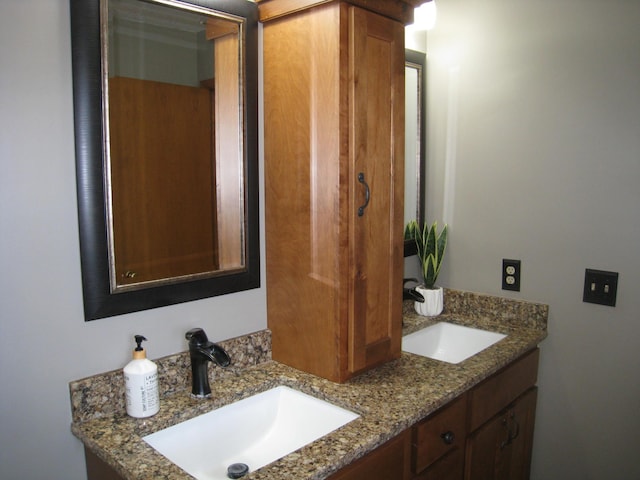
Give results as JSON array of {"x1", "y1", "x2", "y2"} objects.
[
  {"x1": 465, "y1": 387, "x2": 538, "y2": 480},
  {"x1": 84, "y1": 447, "x2": 124, "y2": 480}
]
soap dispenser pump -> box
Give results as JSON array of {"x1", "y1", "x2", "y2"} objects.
[{"x1": 123, "y1": 335, "x2": 159, "y2": 418}]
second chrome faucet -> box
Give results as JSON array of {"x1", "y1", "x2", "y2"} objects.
[{"x1": 185, "y1": 328, "x2": 231, "y2": 398}]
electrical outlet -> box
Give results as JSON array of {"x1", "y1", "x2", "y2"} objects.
[
  {"x1": 583, "y1": 269, "x2": 618, "y2": 306},
  {"x1": 502, "y1": 259, "x2": 521, "y2": 292}
]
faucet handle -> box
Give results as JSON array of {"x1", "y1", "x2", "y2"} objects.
[{"x1": 185, "y1": 328, "x2": 209, "y2": 346}]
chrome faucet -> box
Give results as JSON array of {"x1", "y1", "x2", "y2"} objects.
[{"x1": 185, "y1": 328, "x2": 231, "y2": 398}]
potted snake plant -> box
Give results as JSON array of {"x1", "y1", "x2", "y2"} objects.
[{"x1": 405, "y1": 220, "x2": 448, "y2": 316}]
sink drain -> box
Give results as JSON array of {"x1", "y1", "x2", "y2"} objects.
[{"x1": 227, "y1": 463, "x2": 249, "y2": 479}]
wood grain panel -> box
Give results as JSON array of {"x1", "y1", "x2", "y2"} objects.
[
  {"x1": 108, "y1": 77, "x2": 218, "y2": 285},
  {"x1": 213, "y1": 32, "x2": 244, "y2": 269},
  {"x1": 465, "y1": 388, "x2": 538, "y2": 480},
  {"x1": 413, "y1": 394, "x2": 467, "y2": 474},
  {"x1": 264, "y1": 4, "x2": 347, "y2": 381},
  {"x1": 258, "y1": 0, "x2": 426, "y2": 24},
  {"x1": 84, "y1": 447, "x2": 124, "y2": 480},
  {"x1": 468, "y1": 349, "x2": 539, "y2": 432},
  {"x1": 327, "y1": 429, "x2": 412, "y2": 480},
  {"x1": 413, "y1": 449, "x2": 465, "y2": 480},
  {"x1": 348, "y1": 6, "x2": 404, "y2": 373},
  {"x1": 263, "y1": 2, "x2": 404, "y2": 383}
]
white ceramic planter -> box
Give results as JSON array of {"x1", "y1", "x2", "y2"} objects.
[{"x1": 414, "y1": 286, "x2": 444, "y2": 317}]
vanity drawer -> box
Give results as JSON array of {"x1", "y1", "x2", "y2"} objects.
[
  {"x1": 412, "y1": 448, "x2": 464, "y2": 480},
  {"x1": 412, "y1": 394, "x2": 467, "y2": 474},
  {"x1": 468, "y1": 348, "x2": 539, "y2": 431},
  {"x1": 328, "y1": 429, "x2": 411, "y2": 480}
]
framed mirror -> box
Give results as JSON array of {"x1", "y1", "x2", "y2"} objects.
[
  {"x1": 70, "y1": 0, "x2": 259, "y2": 320},
  {"x1": 404, "y1": 49, "x2": 426, "y2": 256}
]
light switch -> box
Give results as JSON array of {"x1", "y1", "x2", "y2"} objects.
[{"x1": 583, "y1": 269, "x2": 618, "y2": 307}]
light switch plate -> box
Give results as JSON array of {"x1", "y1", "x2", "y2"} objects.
[{"x1": 583, "y1": 269, "x2": 618, "y2": 306}]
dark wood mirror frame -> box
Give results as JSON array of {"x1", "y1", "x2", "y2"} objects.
[
  {"x1": 70, "y1": 0, "x2": 260, "y2": 320},
  {"x1": 404, "y1": 49, "x2": 426, "y2": 257}
]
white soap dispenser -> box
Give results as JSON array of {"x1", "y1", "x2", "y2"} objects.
[{"x1": 124, "y1": 335, "x2": 159, "y2": 418}]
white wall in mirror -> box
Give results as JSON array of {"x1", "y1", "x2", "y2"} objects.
[
  {"x1": 404, "y1": 16, "x2": 428, "y2": 280},
  {"x1": 405, "y1": 27, "x2": 427, "y2": 53},
  {"x1": 404, "y1": 62, "x2": 419, "y2": 226}
]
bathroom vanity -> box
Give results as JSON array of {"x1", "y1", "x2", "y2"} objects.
[
  {"x1": 326, "y1": 349, "x2": 539, "y2": 480},
  {"x1": 70, "y1": 290, "x2": 548, "y2": 480}
]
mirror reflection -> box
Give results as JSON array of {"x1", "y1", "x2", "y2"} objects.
[
  {"x1": 404, "y1": 49, "x2": 426, "y2": 256},
  {"x1": 104, "y1": 0, "x2": 246, "y2": 291}
]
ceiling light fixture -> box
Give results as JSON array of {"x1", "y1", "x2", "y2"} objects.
[{"x1": 409, "y1": 0, "x2": 437, "y2": 31}]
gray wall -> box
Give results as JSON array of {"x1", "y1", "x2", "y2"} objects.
[
  {"x1": 423, "y1": 0, "x2": 640, "y2": 479},
  {"x1": 0, "y1": 1, "x2": 266, "y2": 479}
]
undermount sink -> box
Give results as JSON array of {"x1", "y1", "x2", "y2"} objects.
[
  {"x1": 143, "y1": 386, "x2": 359, "y2": 480},
  {"x1": 402, "y1": 322, "x2": 506, "y2": 364}
]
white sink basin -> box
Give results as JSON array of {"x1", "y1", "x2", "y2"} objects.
[
  {"x1": 402, "y1": 322, "x2": 506, "y2": 364},
  {"x1": 143, "y1": 386, "x2": 359, "y2": 480}
]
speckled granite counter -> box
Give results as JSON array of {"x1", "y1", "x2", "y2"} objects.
[{"x1": 70, "y1": 289, "x2": 548, "y2": 480}]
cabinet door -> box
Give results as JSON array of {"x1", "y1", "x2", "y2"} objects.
[
  {"x1": 503, "y1": 386, "x2": 538, "y2": 479},
  {"x1": 85, "y1": 447, "x2": 125, "y2": 480},
  {"x1": 468, "y1": 349, "x2": 539, "y2": 432},
  {"x1": 465, "y1": 387, "x2": 538, "y2": 480},
  {"x1": 328, "y1": 430, "x2": 412, "y2": 480},
  {"x1": 413, "y1": 448, "x2": 464, "y2": 480},
  {"x1": 347, "y1": 5, "x2": 405, "y2": 374}
]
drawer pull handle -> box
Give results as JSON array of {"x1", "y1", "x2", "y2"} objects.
[
  {"x1": 441, "y1": 431, "x2": 455, "y2": 445},
  {"x1": 357, "y1": 172, "x2": 370, "y2": 217},
  {"x1": 500, "y1": 415, "x2": 511, "y2": 449},
  {"x1": 500, "y1": 413, "x2": 521, "y2": 449},
  {"x1": 510, "y1": 417, "x2": 520, "y2": 441}
]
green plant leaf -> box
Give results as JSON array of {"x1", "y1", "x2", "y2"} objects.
[
  {"x1": 404, "y1": 222, "x2": 416, "y2": 241},
  {"x1": 424, "y1": 223, "x2": 436, "y2": 264},
  {"x1": 423, "y1": 253, "x2": 437, "y2": 288},
  {"x1": 407, "y1": 220, "x2": 448, "y2": 289},
  {"x1": 433, "y1": 224, "x2": 448, "y2": 281},
  {"x1": 405, "y1": 221, "x2": 418, "y2": 241}
]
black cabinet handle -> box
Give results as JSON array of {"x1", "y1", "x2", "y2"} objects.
[
  {"x1": 500, "y1": 411, "x2": 521, "y2": 450},
  {"x1": 441, "y1": 430, "x2": 455, "y2": 445},
  {"x1": 510, "y1": 416, "x2": 520, "y2": 442},
  {"x1": 357, "y1": 172, "x2": 370, "y2": 217},
  {"x1": 500, "y1": 416, "x2": 511, "y2": 450}
]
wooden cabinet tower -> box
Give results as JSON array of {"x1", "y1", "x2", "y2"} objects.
[{"x1": 260, "y1": 0, "x2": 419, "y2": 382}]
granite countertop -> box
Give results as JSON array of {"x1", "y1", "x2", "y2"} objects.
[{"x1": 70, "y1": 289, "x2": 548, "y2": 480}]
